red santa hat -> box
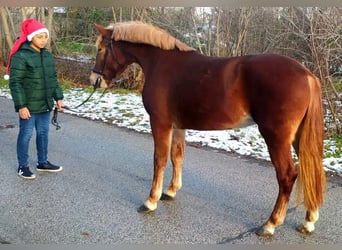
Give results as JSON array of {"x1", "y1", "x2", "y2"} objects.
[{"x1": 4, "y1": 19, "x2": 49, "y2": 80}]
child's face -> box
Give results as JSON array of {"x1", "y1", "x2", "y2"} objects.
[{"x1": 30, "y1": 32, "x2": 49, "y2": 51}]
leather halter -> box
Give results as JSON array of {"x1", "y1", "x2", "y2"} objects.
[{"x1": 91, "y1": 38, "x2": 123, "y2": 82}]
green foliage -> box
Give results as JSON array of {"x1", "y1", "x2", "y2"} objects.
[
  {"x1": 54, "y1": 41, "x2": 96, "y2": 56},
  {"x1": 334, "y1": 80, "x2": 342, "y2": 92},
  {"x1": 59, "y1": 80, "x2": 72, "y2": 91},
  {"x1": 0, "y1": 78, "x2": 9, "y2": 89},
  {"x1": 111, "y1": 88, "x2": 140, "y2": 95},
  {"x1": 89, "y1": 8, "x2": 105, "y2": 24},
  {"x1": 324, "y1": 134, "x2": 342, "y2": 159},
  {"x1": 84, "y1": 86, "x2": 95, "y2": 93}
]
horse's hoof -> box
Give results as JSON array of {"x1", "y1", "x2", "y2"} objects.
[
  {"x1": 137, "y1": 204, "x2": 154, "y2": 213},
  {"x1": 160, "y1": 193, "x2": 175, "y2": 201},
  {"x1": 255, "y1": 226, "x2": 274, "y2": 237},
  {"x1": 296, "y1": 224, "x2": 312, "y2": 235}
]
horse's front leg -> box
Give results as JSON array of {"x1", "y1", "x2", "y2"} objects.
[
  {"x1": 161, "y1": 129, "x2": 185, "y2": 200},
  {"x1": 138, "y1": 121, "x2": 172, "y2": 213}
]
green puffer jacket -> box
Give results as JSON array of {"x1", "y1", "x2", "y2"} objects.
[{"x1": 9, "y1": 42, "x2": 64, "y2": 113}]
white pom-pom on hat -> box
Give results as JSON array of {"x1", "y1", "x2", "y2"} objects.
[{"x1": 4, "y1": 74, "x2": 9, "y2": 80}]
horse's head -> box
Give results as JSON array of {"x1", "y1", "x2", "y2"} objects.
[{"x1": 89, "y1": 23, "x2": 127, "y2": 88}]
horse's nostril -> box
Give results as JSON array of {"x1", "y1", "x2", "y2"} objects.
[{"x1": 94, "y1": 77, "x2": 102, "y2": 89}]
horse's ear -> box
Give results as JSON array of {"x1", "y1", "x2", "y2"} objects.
[
  {"x1": 94, "y1": 23, "x2": 105, "y2": 33},
  {"x1": 94, "y1": 23, "x2": 111, "y2": 39}
]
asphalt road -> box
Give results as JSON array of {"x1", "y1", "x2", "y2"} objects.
[{"x1": 0, "y1": 96, "x2": 341, "y2": 244}]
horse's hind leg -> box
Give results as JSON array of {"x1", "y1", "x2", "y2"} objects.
[
  {"x1": 296, "y1": 210, "x2": 319, "y2": 234},
  {"x1": 161, "y1": 129, "x2": 185, "y2": 200},
  {"x1": 292, "y1": 139, "x2": 320, "y2": 235},
  {"x1": 256, "y1": 131, "x2": 298, "y2": 236}
]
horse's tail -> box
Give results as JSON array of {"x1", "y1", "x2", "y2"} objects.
[{"x1": 296, "y1": 74, "x2": 326, "y2": 211}]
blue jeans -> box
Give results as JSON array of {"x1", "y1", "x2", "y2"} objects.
[{"x1": 17, "y1": 112, "x2": 50, "y2": 167}]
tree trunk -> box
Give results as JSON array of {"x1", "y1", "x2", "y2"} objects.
[
  {"x1": 0, "y1": 7, "x2": 14, "y2": 64},
  {"x1": 215, "y1": 8, "x2": 221, "y2": 56},
  {"x1": 46, "y1": 7, "x2": 54, "y2": 49},
  {"x1": 191, "y1": 8, "x2": 203, "y2": 54}
]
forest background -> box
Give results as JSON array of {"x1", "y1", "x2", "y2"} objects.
[{"x1": 0, "y1": 6, "x2": 341, "y2": 136}]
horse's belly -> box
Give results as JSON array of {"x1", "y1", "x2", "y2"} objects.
[
  {"x1": 174, "y1": 113, "x2": 255, "y2": 130},
  {"x1": 215, "y1": 114, "x2": 255, "y2": 130},
  {"x1": 235, "y1": 115, "x2": 255, "y2": 128}
]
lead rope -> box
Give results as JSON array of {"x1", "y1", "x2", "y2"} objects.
[
  {"x1": 51, "y1": 77, "x2": 110, "y2": 130},
  {"x1": 51, "y1": 107, "x2": 61, "y2": 130}
]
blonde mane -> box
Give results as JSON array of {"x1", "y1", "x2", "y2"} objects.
[{"x1": 105, "y1": 21, "x2": 195, "y2": 51}]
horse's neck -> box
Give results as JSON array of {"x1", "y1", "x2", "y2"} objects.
[{"x1": 120, "y1": 42, "x2": 168, "y2": 71}]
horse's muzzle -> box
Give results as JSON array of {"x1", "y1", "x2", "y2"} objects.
[{"x1": 89, "y1": 72, "x2": 106, "y2": 89}]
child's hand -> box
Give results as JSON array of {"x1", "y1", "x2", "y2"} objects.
[
  {"x1": 56, "y1": 100, "x2": 64, "y2": 111},
  {"x1": 19, "y1": 107, "x2": 31, "y2": 119}
]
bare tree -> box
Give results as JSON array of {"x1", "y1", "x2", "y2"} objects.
[
  {"x1": 20, "y1": 7, "x2": 36, "y2": 19},
  {"x1": 215, "y1": 8, "x2": 222, "y2": 56},
  {"x1": 0, "y1": 7, "x2": 14, "y2": 50},
  {"x1": 278, "y1": 7, "x2": 341, "y2": 134},
  {"x1": 216, "y1": 7, "x2": 253, "y2": 57},
  {"x1": 309, "y1": 8, "x2": 341, "y2": 134},
  {"x1": 190, "y1": 7, "x2": 204, "y2": 54}
]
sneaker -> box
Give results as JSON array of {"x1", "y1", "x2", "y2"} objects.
[
  {"x1": 18, "y1": 166, "x2": 36, "y2": 180},
  {"x1": 36, "y1": 161, "x2": 63, "y2": 173}
]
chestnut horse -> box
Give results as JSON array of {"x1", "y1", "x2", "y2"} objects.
[{"x1": 89, "y1": 21, "x2": 326, "y2": 237}]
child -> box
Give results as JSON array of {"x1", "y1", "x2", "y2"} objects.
[{"x1": 5, "y1": 19, "x2": 64, "y2": 180}]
